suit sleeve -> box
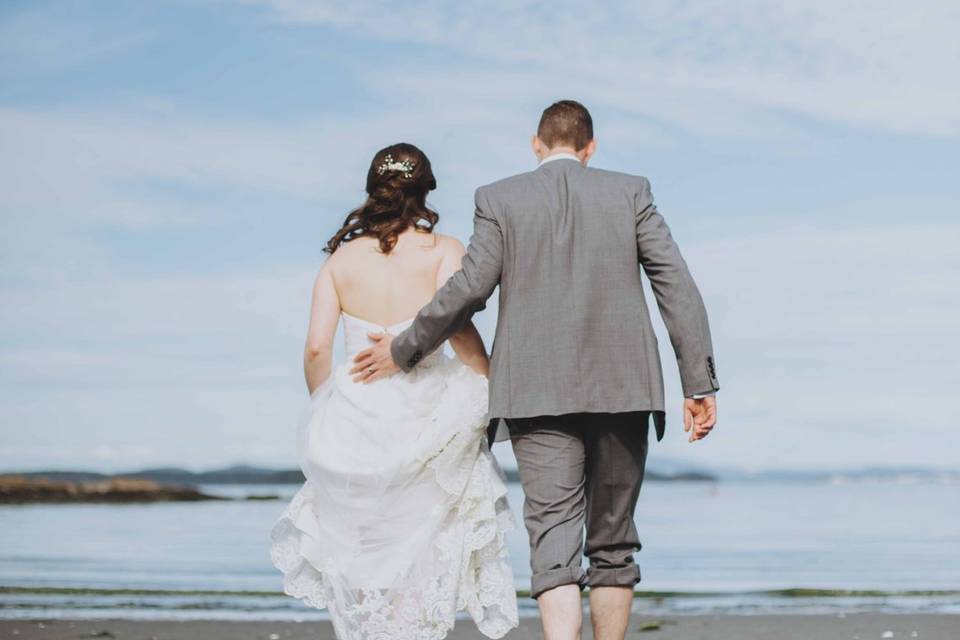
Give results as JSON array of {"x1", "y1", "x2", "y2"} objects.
[
  {"x1": 635, "y1": 177, "x2": 719, "y2": 397},
  {"x1": 391, "y1": 187, "x2": 504, "y2": 371}
]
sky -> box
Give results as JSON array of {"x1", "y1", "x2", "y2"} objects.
[{"x1": 1, "y1": 0, "x2": 958, "y2": 473}]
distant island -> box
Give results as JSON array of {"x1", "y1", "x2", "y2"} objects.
[
  {"x1": 0, "y1": 469, "x2": 279, "y2": 505},
  {"x1": 0, "y1": 464, "x2": 720, "y2": 504},
  {"x1": 0, "y1": 475, "x2": 230, "y2": 504},
  {"x1": 5, "y1": 463, "x2": 951, "y2": 504},
  {"x1": 2, "y1": 463, "x2": 718, "y2": 489}
]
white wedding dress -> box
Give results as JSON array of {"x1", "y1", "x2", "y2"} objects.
[{"x1": 269, "y1": 312, "x2": 518, "y2": 640}]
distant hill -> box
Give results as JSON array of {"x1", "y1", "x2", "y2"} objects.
[
  {"x1": 12, "y1": 465, "x2": 304, "y2": 485},
  {"x1": 8, "y1": 464, "x2": 718, "y2": 485},
  {"x1": 10, "y1": 464, "x2": 956, "y2": 486},
  {"x1": 707, "y1": 466, "x2": 960, "y2": 483},
  {"x1": 501, "y1": 468, "x2": 716, "y2": 483}
]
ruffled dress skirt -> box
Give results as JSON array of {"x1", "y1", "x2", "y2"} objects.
[{"x1": 269, "y1": 317, "x2": 518, "y2": 640}]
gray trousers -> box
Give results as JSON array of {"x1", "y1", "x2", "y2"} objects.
[{"x1": 506, "y1": 411, "x2": 650, "y2": 599}]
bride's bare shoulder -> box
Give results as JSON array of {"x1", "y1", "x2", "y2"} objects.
[
  {"x1": 399, "y1": 230, "x2": 463, "y2": 260},
  {"x1": 324, "y1": 232, "x2": 461, "y2": 270},
  {"x1": 326, "y1": 236, "x2": 375, "y2": 262},
  {"x1": 431, "y1": 232, "x2": 466, "y2": 258}
]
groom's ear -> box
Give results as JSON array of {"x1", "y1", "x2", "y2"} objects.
[
  {"x1": 531, "y1": 135, "x2": 544, "y2": 160},
  {"x1": 581, "y1": 139, "x2": 597, "y2": 164}
]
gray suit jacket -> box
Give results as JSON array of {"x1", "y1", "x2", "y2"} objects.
[{"x1": 391, "y1": 157, "x2": 719, "y2": 441}]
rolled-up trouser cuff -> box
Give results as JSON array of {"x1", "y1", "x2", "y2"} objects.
[
  {"x1": 585, "y1": 564, "x2": 641, "y2": 589},
  {"x1": 531, "y1": 566, "x2": 586, "y2": 599}
]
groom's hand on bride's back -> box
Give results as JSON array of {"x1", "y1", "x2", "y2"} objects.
[
  {"x1": 684, "y1": 396, "x2": 717, "y2": 443},
  {"x1": 350, "y1": 333, "x2": 401, "y2": 383}
]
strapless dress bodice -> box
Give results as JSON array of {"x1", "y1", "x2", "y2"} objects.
[{"x1": 341, "y1": 311, "x2": 442, "y2": 367}]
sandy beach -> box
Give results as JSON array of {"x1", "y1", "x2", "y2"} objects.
[{"x1": 3, "y1": 615, "x2": 958, "y2": 639}]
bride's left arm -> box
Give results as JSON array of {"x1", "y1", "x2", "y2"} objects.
[
  {"x1": 449, "y1": 322, "x2": 489, "y2": 377},
  {"x1": 437, "y1": 237, "x2": 490, "y2": 377},
  {"x1": 303, "y1": 261, "x2": 341, "y2": 393}
]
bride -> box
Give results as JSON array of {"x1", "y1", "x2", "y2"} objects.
[{"x1": 269, "y1": 143, "x2": 518, "y2": 639}]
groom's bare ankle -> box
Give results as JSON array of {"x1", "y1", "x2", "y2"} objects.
[
  {"x1": 537, "y1": 584, "x2": 583, "y2": 640},
  {"x1": 588, "y1": 586, "x2": 633, "y2": 640}
]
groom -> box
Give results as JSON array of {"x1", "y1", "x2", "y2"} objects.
[{"x1": 353, "y1": 100, "x2": 719, "y2": 640}]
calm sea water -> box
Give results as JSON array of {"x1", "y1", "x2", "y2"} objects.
[{"x1": 2, "y1": 478, "x2": 959, "y2": 620}]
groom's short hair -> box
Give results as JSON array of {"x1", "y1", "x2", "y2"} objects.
[{"x1": 537, "y1": 100, "x2": 593, "y2": 150}]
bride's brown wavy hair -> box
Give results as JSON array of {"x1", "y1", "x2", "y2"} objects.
[{"x1": 325, "y1": 143, "x2": 439, "y2": 255}]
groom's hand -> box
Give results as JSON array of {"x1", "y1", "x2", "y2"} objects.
[
  {"x1": 350, "y1": 333, "x2": 400, "y2": 383},
  {"x1": 684, "y1": 396, "x2": 717, "y2": 442}
]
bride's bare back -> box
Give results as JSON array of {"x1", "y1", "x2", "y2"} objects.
[
  {"x1": 329, "y1": 229, "x2": 453, "y2": 326},
  {"x1": 303, "y1": 228, "x2": 488, "y2": 392}
]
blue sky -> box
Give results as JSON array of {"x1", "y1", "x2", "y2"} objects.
[{"x1": 1, "y1": 0, "x2": 958, "y2": 472}]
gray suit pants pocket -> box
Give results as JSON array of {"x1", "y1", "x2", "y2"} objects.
[{"x1": 507, "y1": 411, "x2": 650, "y2": 599}]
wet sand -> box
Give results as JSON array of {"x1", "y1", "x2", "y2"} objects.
[{"x1": 2, "y1": 614, "x2": 958, "y2": 639}]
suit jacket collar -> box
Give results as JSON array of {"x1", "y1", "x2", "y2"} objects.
[{"x1": 537, "y1": 152, "x2": 582, "y2": 170}]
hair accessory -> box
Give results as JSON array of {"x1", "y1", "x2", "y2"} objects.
[{"x1": 376, "y1": 154, "x2": 416, "y2": 179}]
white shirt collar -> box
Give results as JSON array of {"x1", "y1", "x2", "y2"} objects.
[{"x1": 538, "y1": 152, "x2": 582, "y2": 167}]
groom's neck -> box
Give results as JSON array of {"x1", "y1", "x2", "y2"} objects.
[
  {"x1": 535, "y1": 143, "x2": 594, "y2": 166},
  {"x1": 531, "y1": 134, "x2": 596, "y2": 165},
  {"x1": 540, "y1": 146, "x2": 585, "y2": 163}
]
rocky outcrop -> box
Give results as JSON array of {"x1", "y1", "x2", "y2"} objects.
[{"x1": 0, "y1": 474, "x2": 228, "y2": 504}]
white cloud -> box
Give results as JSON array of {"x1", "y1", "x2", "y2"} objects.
[
  {"x1": 247, "y1": 0, "x2": 960, "y2": 137},
  {"x1": 0, "y1": 265, "x2": 317, "y2": 472},
  {"x1": 0, "y1": 101, "x2": 530, "y2": 230},
  {"x1": 650, "y1": 220, "x2": 960, "y2": 469},
  {"x1": 0, "y1": 100, "x2": 544, "y2": 287}
]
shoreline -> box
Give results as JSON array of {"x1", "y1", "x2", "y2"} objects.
[
  {"x1": 5, "y1": 584, "x2": 960, "y2": 620},
  {"x1": 6, "y1": 584, "x2": 959, "y2": 598},
  {"x1": 3, "y1": 614, "x2": 959, "y2": 639}
]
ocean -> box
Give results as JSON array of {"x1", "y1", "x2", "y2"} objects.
[{"x1": 2, "y1": 477, "x2": 959, "y2": 620}]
